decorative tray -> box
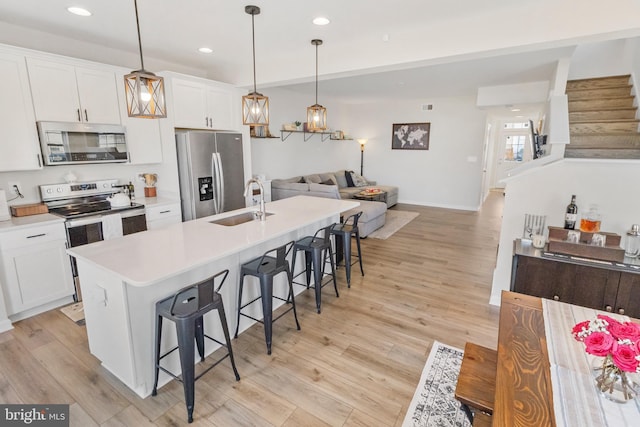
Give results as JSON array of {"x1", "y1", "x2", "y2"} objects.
[{"x1": 546, "y1": 226, "x2": 624, "y2": 262}]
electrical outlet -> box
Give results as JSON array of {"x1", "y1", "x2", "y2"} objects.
[{"x1": 7, "y1": 182, "x2": 21, "y2": 196}]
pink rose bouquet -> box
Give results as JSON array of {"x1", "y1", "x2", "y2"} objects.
[{"x1": 572, "y1": 314, "x2": 640, "y2": 401}]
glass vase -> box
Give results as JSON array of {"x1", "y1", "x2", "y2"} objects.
[{"x1": 592, "y1": 355, "x2": 640, "y2": 403}]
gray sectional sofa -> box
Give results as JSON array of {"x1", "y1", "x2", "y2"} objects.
[
  {"x1": 272, "y1": 170, "x2": 398, "y2": 208},
  {"x1": 270, "y1": 170, "x2": 398, "y2": 237}
]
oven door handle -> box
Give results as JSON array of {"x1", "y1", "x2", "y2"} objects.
[{"x1": 66, "y1": 215, "x2": 104, "y2": 228}]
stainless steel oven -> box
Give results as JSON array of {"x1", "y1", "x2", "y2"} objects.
[{"x1": 40, "y1": 179, "x2": 147, "y2": 301}]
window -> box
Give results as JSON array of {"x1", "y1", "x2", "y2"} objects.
[
  {"x1": 504, "y1": 135, "x2": 526, "y2": 161},
  {"x1": 503, "y1": 121, "x2": 530, "y2": 130}
]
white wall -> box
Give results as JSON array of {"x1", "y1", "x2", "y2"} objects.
[
  {"x1": 490, "y1": 159, "x2": 640, "y2": 305},
  {"x1": 346, "y1": 96, "x2": 488, "y2": 210},
  {"x1": 250, "y1": 88, "x2": 358, "y2": 180},
  {"x1": 569, "y1": 38, "x2": 637, "y2": 80}
]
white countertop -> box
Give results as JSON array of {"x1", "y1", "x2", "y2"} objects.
[
  {"x1": 0, "y1": 213, "x2": 65, "y2": 232},
  {"x1": 68, "y1": 196, "x2": 358, "y2": 287},
  {"x1": 138, "y1": 196, "x2": 180, "y2": 208}
]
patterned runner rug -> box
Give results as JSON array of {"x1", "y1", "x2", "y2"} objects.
[{"x1": 402, "y1": 341, "x2": 471, "y2": 427}]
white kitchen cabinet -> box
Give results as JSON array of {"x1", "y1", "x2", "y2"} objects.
[
  {"x1": 27, "y1": 58, "x2": 121, "y2": 124},
  {"x1": 171, "y1": 78, "x2": 235, "y2": 130},
  {"x1": 0, "y1": 51, "x2": 42, "y2": 171},
  {"x1": 145, "y1": 201, "x2": 182, "y2": 229},
  {"x1": 122, "y1": 115, "x2": 163, "y2": 164},
  {"x1": 0, "y1": 222, "x2": 74, "y2": 316}
]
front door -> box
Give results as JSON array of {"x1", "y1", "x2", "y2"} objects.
[{"x1": 491, "y1": 121, "x2": 534, "y2": 189}]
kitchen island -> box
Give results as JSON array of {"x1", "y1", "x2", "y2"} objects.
[{"x1": 68, "y1": 196, "x2": 358, "y2": 398}]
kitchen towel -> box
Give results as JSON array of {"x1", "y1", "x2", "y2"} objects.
[{"x1": 102, "y1": 213, "x2": 123, "y2": 240}]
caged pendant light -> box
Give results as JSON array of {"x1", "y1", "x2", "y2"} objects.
[
  {"x1": 307, "y1": 39, "x2": 327, "y2": 131},
  {"x1": 124, "y1": 0, "x2": 166, "y2": 118},
  {"x1": 242, "y1": 5, "x2": 269, "y2": 126}
]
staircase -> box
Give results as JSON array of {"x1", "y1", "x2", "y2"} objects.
[{"x1": 565, "y1": 75, "x2": 640, "y2": 159}]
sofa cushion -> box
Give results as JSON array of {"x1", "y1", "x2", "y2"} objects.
[
  {"x1": 272, "y1": 181, "x2": 309, "y2": 191},
  {"x1": 334, "y1": 170, "x2": 348, "y2": 188},
  {"x1": 308, "y1": 183, "x2": 339, "y2": 193},
  {"x1": 298, "y1": 176, "x2": 306, "y2": 183},
  {"x1": 320, "y1": 179, "x2": 334, "y2": 185}
]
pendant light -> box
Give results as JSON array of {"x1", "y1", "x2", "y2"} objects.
[
  {"x1": 242, "y1": 5, "x2": 269, "y2": 126},
  {"x1": 124, "y1": 0, "x2": 166, "y2": 118},
  {"x1": 307, "y1": 39, "x2": 327, "y2": 131}
]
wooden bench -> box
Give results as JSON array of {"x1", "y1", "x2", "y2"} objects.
[{"x1": 455, "y1": 342, "x2": 497, "y2": 426}]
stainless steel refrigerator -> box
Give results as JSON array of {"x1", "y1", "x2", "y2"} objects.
[{"x1": 175, "y1": 131, "x2": 246, "y2": 221}]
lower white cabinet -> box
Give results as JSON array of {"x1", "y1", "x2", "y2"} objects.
[
  {"x1": 145, "y1": 202, "x2": 182, "y2": 230},
  {"x1": 0, "y1": 222, "x2": 74, "y2": 316}
]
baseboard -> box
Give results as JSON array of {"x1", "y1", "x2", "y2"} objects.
[
  {"x1": 0, "y1": 318, "x2": 13, "y2": 333},
  {"x1": 396, "y1": 199, "x2": 480, "y2": 211}
]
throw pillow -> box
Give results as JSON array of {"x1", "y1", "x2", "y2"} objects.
[
  {"x1": 351, "y1": 172, "x2": 368, "y2": 187},
  {"x1": 345, "y1": 170, "x2": 355, "y2": 187},
  {"x1": 304, "y1": 174, "x2": 322, "y2": 184},
  {"x1": 320, "y1": 179, "x2": 335, "y2": 185}
]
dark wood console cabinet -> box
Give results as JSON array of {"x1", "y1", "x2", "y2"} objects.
[{"x1": 511, "y1": 239, "x2": 640, "y2": 318}]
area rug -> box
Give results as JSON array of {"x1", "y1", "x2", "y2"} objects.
[
  {"x1": 368, "y1": 210, "x2": 419, "y2": 239},
  {"x1": 60, "y1": 301, "x2": 85, "y2": 326},
  {"x1": 402, "y1": 341, "x2": 471, "y2": 427}
]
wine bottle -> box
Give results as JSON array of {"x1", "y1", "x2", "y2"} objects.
[{"x1": 564, "y1": 195, "x2": 577, "y2": 230}]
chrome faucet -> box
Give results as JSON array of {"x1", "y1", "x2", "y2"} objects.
[{"x1": 244, "y1": 178, "x2": 266, "y2": 221}]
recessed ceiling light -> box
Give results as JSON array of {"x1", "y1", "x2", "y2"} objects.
[
  {"x1": 67, "y1": 7, "x2": 92, "y2": 17},
  {"x1": 198, "y1": 47, "x2": 213, "y2": 54},
  {"x1": 511, "y1": 108, "x2": 521, "y2": 112},
  {"x1": 313, "y1": 16, "x2": 330, "y2": 26}
]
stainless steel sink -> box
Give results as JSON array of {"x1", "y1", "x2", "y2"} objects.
[{"x1": 209, "y1": 211, "x2": 273, "y2": 226}]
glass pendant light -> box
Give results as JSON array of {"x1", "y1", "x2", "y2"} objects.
[
  {"x1": 242, "y1": 5, "x2": 269, "y2": 126},
  {"x1": 307, "y1": 39, "x2": 327, "y2": 131},
  {"x1": 124, "y1": 0, "x2": 166, "y2": 118}
]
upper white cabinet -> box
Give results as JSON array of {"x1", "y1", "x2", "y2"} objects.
[
  {"x1": 0, "y1": 52, "x2": 42, "y2": 171},
  {"x1": 171, "y1": 78, "x2": 235, "y2": 131},
  {"x1": 27, "y1": 58, "x2": 121, "y2": 124}
]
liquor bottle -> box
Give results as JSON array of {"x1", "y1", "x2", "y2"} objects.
[
  {"x1": 128, "y1": 181, "x2": 135, "y2": 201},
  {"x1": 564, "y1": 195, "x2": 577, "y2": 230}
]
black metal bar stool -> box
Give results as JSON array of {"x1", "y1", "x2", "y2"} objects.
[
  {"x1": 234, "y1": 241, "x2": 300, "y2": 355},
  {"x1": 152, "y1": 269, "x2": 240, "y2": 424},
  {"x1": 331, "y1": 211, "x2": 364, "y2": 287},
  {"x1": 290, "y1": 223, "x2": 338, "y2": 313}
]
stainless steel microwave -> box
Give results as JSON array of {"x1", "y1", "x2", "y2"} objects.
[{"x1": 37, "y1": 121, "x2": 129, "y2": 165}]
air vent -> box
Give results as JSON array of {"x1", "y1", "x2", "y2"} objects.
[{"x1": 421, "y1": 104, "x2": 433, "y2": 111}]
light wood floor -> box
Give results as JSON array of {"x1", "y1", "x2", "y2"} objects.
[{"x1": 0, "y1": 192, "x2": 504, "y2": 426}]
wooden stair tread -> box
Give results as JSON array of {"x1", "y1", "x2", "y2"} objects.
[
  {"x1": 570, "y1": 119, "x2": 639, "y2": 123},
  {"x1": 454, "y1": 342, "x2": 497, "y2": 415},
  {"x1": 566, "y1": 75, "x2": 630, "y2": 90},
  {"x1": 564, "y1": 148, "x2": 640, "y2": 159}
]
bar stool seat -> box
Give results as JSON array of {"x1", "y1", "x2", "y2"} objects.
[
  {"x1": 152, "y1": 269, "x2": 240, "y2": 424},
  {"x1": 235, "y1": 241, "x2": 300, "y2": 355},
  {"x1": 331, "y1": 211, "x2": 364, "y2": 287},
  {"x1": 290, "y1": 223, "x2": 338, "y2": 313}
]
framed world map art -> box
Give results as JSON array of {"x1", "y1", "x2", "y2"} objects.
[{"x1": 392, "y1": 122, "x2": 430, "y2": 150}]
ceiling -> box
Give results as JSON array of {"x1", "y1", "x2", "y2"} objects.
[{"x1": 1, "y1": 0, "x2": 640, "y2": 104}]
